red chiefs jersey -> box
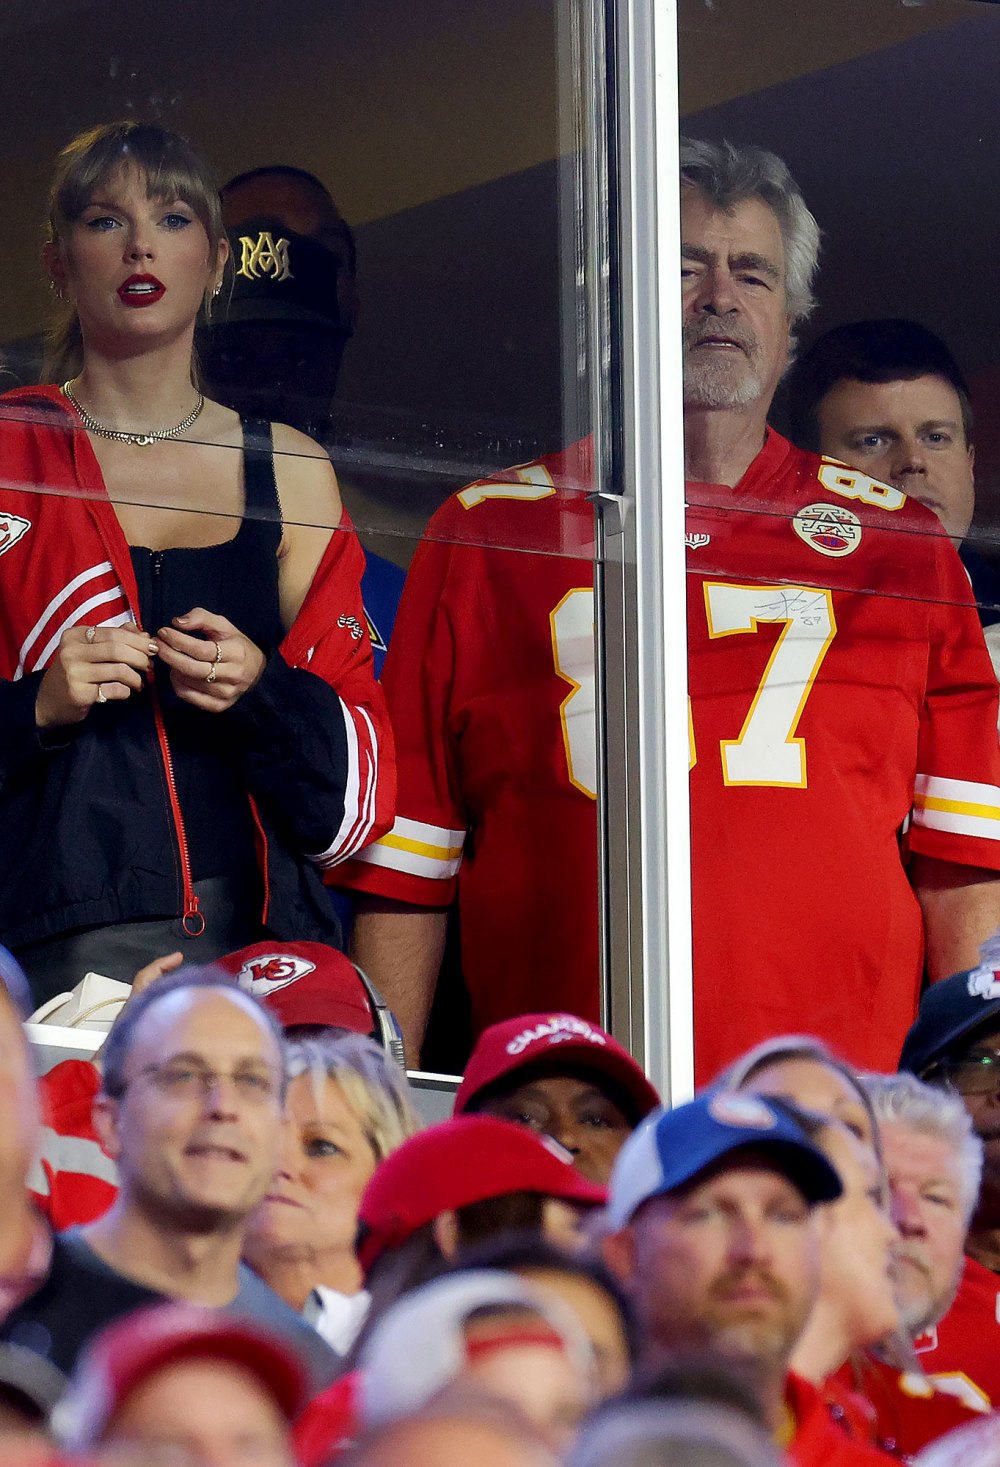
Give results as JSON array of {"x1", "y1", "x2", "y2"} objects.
[
  {"x1": 336, "y1": 443, "x2": 601, "y2": 1031},
  {"x1": 914, "y1": 1255, "x2": 1000, "y2": 1408},
  {"x1": 688, "y1": 431, "x2": 1000, "y2": 1084},
  {"x1": 28, "y1": 1060, "x2": 116, "y2": 1229},
  {"x1": 829, "y1": 1356, "x2": 987, "y2": 1458}
]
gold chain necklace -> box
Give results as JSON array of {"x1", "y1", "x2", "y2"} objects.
[{"x1": 62, "y1": 380, "x2": 205, "y2": 448}]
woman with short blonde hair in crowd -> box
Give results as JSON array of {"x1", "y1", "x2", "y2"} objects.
[{"x1": 244, "y1": 1032, "x2": 421, "y2": 1355}]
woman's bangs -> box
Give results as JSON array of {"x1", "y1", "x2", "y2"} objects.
[{"x1": 55, "y1": 126, "x2": 219, "y2": 240}]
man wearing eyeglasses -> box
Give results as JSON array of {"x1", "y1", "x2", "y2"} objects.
[
  {"x1": 0, "y1": 969, "x2": 336, "y2": 1388},
  {"x1": 895, "y1": 951, "x2": 1000, "y2": 1404}
]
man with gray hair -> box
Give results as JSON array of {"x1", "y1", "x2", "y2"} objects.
[
  {"x1": 682, "y1": 137, "x2": 1000, "y2": 1084},
  {"x1": 863, "y1": 1071, "x2": 998, "y2": 1411},
  {"x1": 863, "y1": 1074, "x2": 981, "y2": 1344}
]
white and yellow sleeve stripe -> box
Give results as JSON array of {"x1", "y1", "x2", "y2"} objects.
[
  {"x1": 352, "y1": 815, "x2": 466, "y2": 882},
  {"x1": 912, "y1": 774, "x2": 1000, "y2": 843}
]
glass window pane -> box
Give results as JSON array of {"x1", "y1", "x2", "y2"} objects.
[
  {"x1": 0, "y1": 0, "x2": 613, "y2": 1090},
  {"x1": 680, "y1": 0, "x2": 1000, "y2": 1083}
]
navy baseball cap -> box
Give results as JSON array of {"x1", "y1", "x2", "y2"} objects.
[
  {"x1": 899, "y1": 964, "x2": 1000, "y2": 1077},
  {"x1": 606, "y1": 1089, "x2": 842, "y2": 1229}
]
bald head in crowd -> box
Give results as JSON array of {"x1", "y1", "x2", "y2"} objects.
[{"x1": 340, "y1": 1391, "x2": 559, "y2": 1467}]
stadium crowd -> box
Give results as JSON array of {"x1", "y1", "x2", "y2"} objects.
[{"x1": 4, "y1": 108, "x2": 1000, "y2": 1467}]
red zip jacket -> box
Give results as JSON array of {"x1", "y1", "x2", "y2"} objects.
[{"x1": 0, "y1": 388, "x2": 394, "y2": 949}]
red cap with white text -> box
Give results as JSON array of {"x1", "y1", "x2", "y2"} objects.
[{"x1": 455, "y1": 1012, "x2": 660, "y2": 1122}]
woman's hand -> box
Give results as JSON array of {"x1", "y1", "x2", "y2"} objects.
[
  {"x1": 155, "y1": 607, "x2": 266, "y2": 713},
  {"x1": 35, "y1": 624, "x2": 157, "y2": 729}
]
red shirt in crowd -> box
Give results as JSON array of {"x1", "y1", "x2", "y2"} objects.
[
  {"x1": 914, "y1": 1255, "x2": 1000, "y2": 1408},
  {"x1": 828, "y1": 1355, "x2": 987, "y2": 1458}
]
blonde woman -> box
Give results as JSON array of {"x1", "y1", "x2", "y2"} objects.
[
  {"x1": 0, "y1": 121, "x2": 390, "y2": 1003},
  {"x1": 244, "y1": 1033, "x2": 421, "y2": 1354}
]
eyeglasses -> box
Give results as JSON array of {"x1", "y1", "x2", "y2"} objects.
[
  {"x1": 934, "y1": 1051, "x2": 1000, "y2": 1095},
  {"x1": 125, "y1": 1061, "x2": 284, "y2": 1103}
]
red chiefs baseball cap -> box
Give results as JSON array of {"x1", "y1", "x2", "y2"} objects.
[
  {"x1": 356, "y1": 1115, "x2": 607, "y2": 1274},
  {"x1": 216, "y1": 940, "x2": 373, "y2": 1033},
  {"x1": 455, "y1": 1013, "x2": 661, "y2": 1122},
  {"x1": 55, "y1": 1303, "x2": 309, "y2": 1448}
]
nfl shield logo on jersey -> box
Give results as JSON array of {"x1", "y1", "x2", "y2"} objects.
[{"x1": 792, "y1": 502, "x2": 862, "y2": 558}]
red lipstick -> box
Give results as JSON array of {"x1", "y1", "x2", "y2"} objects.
[{"x1": 118, "y1": 273, "x2": 165, "y2": 307}]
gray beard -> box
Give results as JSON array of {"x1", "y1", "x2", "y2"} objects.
[
  {"x1": 684, "y1": 354, "x2": 766, "y2": 409},
  {"x1": 900, "y1": 1273, "x2": 964, "y2": 1341}
]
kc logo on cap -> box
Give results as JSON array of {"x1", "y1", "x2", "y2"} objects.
[{"x1": 236, "y1": 954, "x2": 317, "y2": 996}]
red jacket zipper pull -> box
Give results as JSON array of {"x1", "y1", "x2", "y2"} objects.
[{"x1": 182, "y1": 893, "x2": 205, "y2": 937}]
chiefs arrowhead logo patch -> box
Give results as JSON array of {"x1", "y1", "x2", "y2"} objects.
[
  {"x1": 236, "y1": 954, "x2": 317, "y2": 995},
  {"x1": 792, "y1": 502, "x2": 862, "y2": 558},
  {"x1": 0, "y1": 512, "x2": 31, "y2": 558}
]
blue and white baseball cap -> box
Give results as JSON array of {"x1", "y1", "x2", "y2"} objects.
[{"x1": 606, "y1": 1089, "x2": 842, "y2": 1228}]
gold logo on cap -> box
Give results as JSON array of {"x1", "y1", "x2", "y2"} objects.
[{"x1": 237, "y1": 232, "x2": 293, "y2": 283}]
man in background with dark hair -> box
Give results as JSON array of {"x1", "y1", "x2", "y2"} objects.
[
  {"x1": 206, "y1": 165, "x2": 358, "y2": 432},
  {"x1": 785, "y1": 318, "x2": 1000, "y2": 628},
  {"x1": 205, "y1": 164, "x2": 402, "y2": 677},
  {"x1": 787, "y1": 319, "x2": 976, "y2": 548}
]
